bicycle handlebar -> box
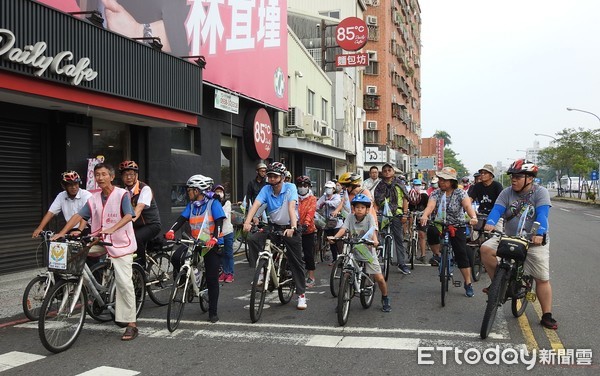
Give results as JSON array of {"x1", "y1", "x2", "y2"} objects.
[{"x1": 327, "y1": 236, "x2": 374, "y2": 246}]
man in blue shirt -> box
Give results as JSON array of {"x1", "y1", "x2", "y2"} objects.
[{"x1": 243, "y1": 162, "x2": 307, "y2": 310}]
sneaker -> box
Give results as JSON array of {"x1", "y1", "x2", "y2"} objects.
[
  {"x1": 429, "y1": 255, "x2": 441, "y2": 266},
  {"x1": 398, "y1": 264, "x2": 411, "y2": 275},
  {"x1": 224, "y1": 274, "x2": 234, "y2": 283},
  {"x1": 464, "y1": 283, "x2": 474, "y2": 297},
  {"x1": 306, "y1": 278, "x2": 315, "y2": 288},
  {"x1": 416, "y1": 256, "x2": 426, "y2": 264},
  {"x1": 297, "y1": 294, "x2": 307, "y2": 310},
  {"x1": 381, "y1": 297, "x2": 391, "y2": 312},
  {"x1": 208, "y1": 314, "x2": 219, "y2": 323},
  {"x1": 540, "y1": 313, "x2": 558, "y2": 330},
  {"x1": 218, "y1": 273, "x2": 226, "y2": 283}
]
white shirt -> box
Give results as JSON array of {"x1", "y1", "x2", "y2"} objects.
[
  {"x1": 363, "y1": 178, "x2": 380, "y2": 193},
  {"x1": 127, "y1": 185, "x2": 153, "y2": 208},
  {"x1": 221, "y1": 200, "x2": 234, "y2": 235},
  {"x1": 48, "y1": 188, "x2": 93, "y2": 221}
]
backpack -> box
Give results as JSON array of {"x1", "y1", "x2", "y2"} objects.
[{"x1": 408, "y1": 188, "x2": 421, "y2": 206}]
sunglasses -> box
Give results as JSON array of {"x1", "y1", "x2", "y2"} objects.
[{"x1": 510, "y1": 173, "x2": 528, "y2": 180}]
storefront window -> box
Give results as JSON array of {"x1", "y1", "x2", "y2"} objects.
[
  {"x1": 171, "y1": 127, "x2": 200, "y2": 153},
  {"x1": 306, "y1": 167, "x2": 331, "y2": 197},
  {"x1": 221, "y1": 136, "x2": 237, "y2": 201},
  {"x1": 92, "y1": 119, "x2": 129, "y2": 181}
]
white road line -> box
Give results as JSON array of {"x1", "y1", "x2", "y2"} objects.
[
  {"x1": 0, "y1": 351, "x2": 45, "y2": 372},
  {"x1": 583, "y1": 212, "x2": 600, "y2": 219},
  {"x1": 76, "y1": 366, "x2": 139, "y2": 375},
  {"x1": 559, "y1": 208, "x2": 570, "y2": 212}
]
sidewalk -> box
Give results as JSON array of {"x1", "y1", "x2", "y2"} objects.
[
  {"x1": 551, "y1": 195, "x2": 600, "y2": 207},
  {"x1": 0, "y1": 267, "x2": 45, "y2": 323}
]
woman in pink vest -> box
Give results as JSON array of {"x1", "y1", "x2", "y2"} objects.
[
  {"x1": 165, "y1": 174, "x2": 226, "y2": 323},
  {"x1": 53, "y1": 163, "x2": 139, "y2": 341}
]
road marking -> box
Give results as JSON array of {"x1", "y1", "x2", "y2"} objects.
[
  {"x1": 558, "y1": 208, "x2": 570, "y2": 212},
  {"x1": 308, "y1": 335, "x2": 421, "y2": 350},
  {"x1": 0, "y1": 351, "x2": 45, "y2": 372},
  {"x1": 532, "y1": 299, "x2": 565, "y2": 351},
  {"x1": 76, "y1": 366, "x2": 139, "y2": 376},
  {"x1": 583, "y1": 212, "x2": 600, "y2": 219},
  {"x1": 515, "y1": 300, "x2": 539, "y2": 351}
]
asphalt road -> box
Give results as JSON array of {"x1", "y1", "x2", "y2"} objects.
[{"x1": 0, "y1": 198, "x2": 598, "y2": 375}]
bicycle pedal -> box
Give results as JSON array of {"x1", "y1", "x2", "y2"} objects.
[
  {"x1": 525, "y1": 292, "x2": 537, "y2": 302},
  {"x1": 453, "y1": 281, "x2": 462, "y2": 287}
]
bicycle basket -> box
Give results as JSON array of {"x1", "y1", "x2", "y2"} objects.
[
  {"x1": 352, "y1": 244, "x2": 374, "y2": 263},
  {"x1": 314, "y1": 211, "x2": 326, "y2": 229},
  {"x1": 48, "y1": 242, "x2": 90, "y2": 275},
  {"x1": 496, "y1": 237, "x2": 529, "y2": 261},
  {"x1": 325, "y1": 217, "x2": 339, "y2": 229}
]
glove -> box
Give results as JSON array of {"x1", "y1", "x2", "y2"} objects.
[
  {"x1": 164, "y1": 230, "x2": 175, "y2": 240},
  {"x1": 205, "y1": 237, "x2": 218, "y2": 248}
]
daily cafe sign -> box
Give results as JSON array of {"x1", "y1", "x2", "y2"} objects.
[{"x1": 0, "y1": 28, "x2": 98, "y2": 85}]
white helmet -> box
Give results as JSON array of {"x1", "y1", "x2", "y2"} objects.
[
  {"x1": 186, "y1": 174, "x2": 214, "y2": 192},
  {"x1": 324, "y1": 181, "x2": 336, "y2": 189}
]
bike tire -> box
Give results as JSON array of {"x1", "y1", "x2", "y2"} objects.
[
  {"x1": 471, "y1": 246, "x2": 482, "y2": 282},
  {"x1": 440, "y1": 246, "x2": 449, "y2": 307},
  {"x1": 167, "y1": 269, "x2": 189, "y2": 332},
  {"x1": 337, "y1": 272, "x2": 352, "y2": 326},
  {"x1": 329, "y1": 257, "x2": 344, "y2": 297},
  {"x1": 359, "y1": 273, "x2": 376, "y2": 308},
  {"x1": 87, "y1": 261, "x2": 114, "y2": 322},
  {"x1": 146, "y1": 252, "x2": 174, "y2": 306},
  {"x1": 383, "y1": 235, "x2": 392, "y2": 281},
  {"x1": 277, "y1": 256, "x2": 295, "y2": 304},
  {"x1": 23, "y1": 275, "x2": 50, "y2": 321},
  {"x1": 511, "y1": 275, "x2": 533, "y2": 317},
  {"x1": 38, "y1": 279, "x2": 86, "y2": 353},
  {"x1": 250, "y1": 258, "x2": 268, "y2": 323},
  {"x1": 480, "y1": 267, "x2": 508, "y2": 339},
  {"x1": 199, "y1": 272, "x2": 208, "y2": 313},
  {"x1": 409, "y1": 238, "x2": 417, "y2": 270}
]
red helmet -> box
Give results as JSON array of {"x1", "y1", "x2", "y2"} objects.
[
  {"x1": 296, "y1": 175, "x2": 311, "y2": 186},
  {"x1": 61, "y1": 171, "x2": 81, "y2": 184},
  {"x1": 119, "y1": 160, "x2": 139, "y2": 172},
  {"x1": 507, "y1": 159, "x2": 538, "y2": 177}
]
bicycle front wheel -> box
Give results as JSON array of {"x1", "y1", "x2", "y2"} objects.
[
  {"x1": 440, "y1": 247, "x2": 449, "y2": 307},
  {"x1": 23, "y1": 275, "x2": 51, "y2": 321},
  {"x1": 359, "y1": 273, "x2": 376, "y2": 308},
  {"x1": 146, "y1": 252, "x2": 174, "y2": 306},
  {"x1": 167, "y1": 269, "x2": 189, "y2": 332},
  {"x1": 511, "y1": 275, "x2": 534, "y2": 317},
  {"x1": 277, "y1": 257, "x2": 295, "y2": 304},
  {"x1": 250, "y1": 259, "x2": 268, "y2": 323},
  {"x1": 408, "y1": 238, "x2": 417, "y2": 270},
  {"x1": 337, "y1": 272, "x2": 353, "y2": 326},
  {"x1": 329, "y1": 257, "x2": 344, "y2": 297},
  {"x1": 198, "y1": 272, "x2": 208, "y2": 313},
  {"x1": 383, "y1": 235, "x2": 392, "y2": 281},
  {"x1": 132, "y1": 264, "x2": 146, "y2": 317},
  {"x1": 480, "y1": 267, "x2": 508, "y2": 339},
  {"x1": 471, "y1": 246, "x2": 482, "y2": 282},
  {"x1": 38, "y1": 279, "x2": 86, "y2": 353}
]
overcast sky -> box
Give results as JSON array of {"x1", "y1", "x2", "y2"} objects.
[{"x1": 419, "y1": 0, "x2": 600, "y2": 175}]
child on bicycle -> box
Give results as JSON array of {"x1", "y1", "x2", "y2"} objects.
[{"x1": 330, "y1": 194, "x2": 391, "y2": 312}]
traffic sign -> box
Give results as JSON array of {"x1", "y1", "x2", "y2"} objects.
[{"x1": 591, "y1": 170, "x2": 598, "y2": 181}]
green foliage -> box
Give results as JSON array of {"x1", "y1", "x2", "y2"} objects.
[
  {"x1": 538, "y1": 127, "x2": 600, "y2": 179},
  {"x1": 433, "y1": 130, "x2": 452, "y2": 147},
  {"x1": 444, "y1": 148, "x2": 469, "y2": 177}
]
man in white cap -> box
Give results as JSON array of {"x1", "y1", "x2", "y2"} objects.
[{"x1": 468, "y1": 164, "x2": 503, "y2": 215}]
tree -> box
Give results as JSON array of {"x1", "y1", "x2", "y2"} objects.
[
  {"x1": 433, "y1": 130, "x2": 452, "y2": 147},
  {"x1": 444, "y1": 148, "x2": 468, "y2": 178}
]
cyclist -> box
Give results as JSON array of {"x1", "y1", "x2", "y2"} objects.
[
  {"x1": 119, "y1": 160, "x2": 161, "y2": 269},
  {"x1": 330, "y1": 194, "x2": 391, "y2": 312},
  {"x1": 165, "y1": 174, "x2": 225, "y2": 323},
  {"x1": 243, "y1": 162, "x2": 308, "y2": 310},
  {"x1": 419, "y1": 167, "x2": 479, "y2": 297},
  {"x1": 460, "y1": 176, "x2": 471, "y2": 192},
  {"x1": 373, "y1": 163, "x2": 411, "y2": 274},
  {"x1": 245, "y1": 162, "x2": 267, "y2": 209},
  {"x1": 296, "y1": 175, "x2": 317, "y2": 287},
  {"x1": 480, "y1": 159, "x2": 556, "y2": 329},
  {"x1": 426, "y1": 176, "x2": 438, "y2": 196},
  {"x1": 407, "y1": 178, "x2": 429, "y2": 264},
  {"x1": 362, "y1": 166, "x2": 381, "y2": 193},
  {"x1": 32, "y1": 171, "x2": 91, "y2": 238},
  {"x1": 317, "y1": 181, "x2": 342, "y2": 266},
  {"x1": 284, "y1": 170, "x2": 292, "y2": 183},
  {"x1": 52, "y1": 163, "x2": 138, "y2": 340},
  {"x1": 214, "y1": 185, "x2": 235, "y2": 283},
  {"x1": 468, "y1": 164, "x2": 504, "y2": 215}
]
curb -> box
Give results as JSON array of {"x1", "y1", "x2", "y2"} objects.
[{"x1": 551, "y1": 196, "x2": 600, "y2": 207}]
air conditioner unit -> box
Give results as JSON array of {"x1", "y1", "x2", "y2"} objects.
[
  {"x1": 366, "y1": 85, "x2": 377, "y2": 95},
  {"x1": 366, "y1": 16, "x2": 378, "y2": 26},
  {"x1": 287, "y1": 107, "x2": 303, "y2": 128},
  {"x1": 312, "y1": 119, "x2": 321, "y2": 136},
  {"x1": 321, "y1": 126, "x2": 334, "y2": 139},
  {"x1": 367, "y1": 121, "x2": 377, "y2": 130}
]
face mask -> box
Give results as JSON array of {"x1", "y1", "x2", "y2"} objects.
[
  {"x1": 214, "y1": 192, "x2": 224, "y2": 200},
  {"x1": 432, "y1": 183, "x2": 439, "y2": 188},
  {"x1": 192, "y1": 198, "x2": 207, "y2": 207},
  {"x1": 298, "y1": 187, "x2": 309, "y2": 195},
  {"x1": 325, "y1": 188, "x2": 334, "y2": 195}
]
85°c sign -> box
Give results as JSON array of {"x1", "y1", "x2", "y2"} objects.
[
  {"x1": 336, "y1": 17, "x2": 368, "y2": 51},
  {"x1": 244, "y1": 108, "x2": 272, "y2": 160}
]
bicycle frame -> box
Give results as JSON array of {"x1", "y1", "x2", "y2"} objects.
[
  {"x1": 257, "y1": 237, "x2": 288, "y2": 290},
  {"x1": 342, "y1": 252, "x2": 374, "y2": 295}
]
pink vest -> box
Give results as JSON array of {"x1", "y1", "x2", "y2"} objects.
[{"x1": 89, "y1": 187, "x2": 137, "y2": 257}]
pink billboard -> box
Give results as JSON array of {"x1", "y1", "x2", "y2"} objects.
[{"x1": 38, "y1": 0, "x2": 288, "y2": 111}]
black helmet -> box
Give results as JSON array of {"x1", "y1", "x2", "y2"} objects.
[{"x1": 266, "y1": 162, "x2": 286, "y2": 176}]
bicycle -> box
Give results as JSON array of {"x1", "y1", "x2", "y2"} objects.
[
  {"x1": 377, "y1": 213, "x2": 394, "y2": 281},
  {"x1": 405, "y1": 211, "x2": 423, "y2": 270},
  {"x1": 480, "y1": 222, "x2": 539, "y2": 339},
  {"x1": 233, "y1": 223, "x2": 249, "y2": 263},
  {"x1": 249, "y1": 224, "x2": 296, "y2": 323},
  {"x1": 22, "y1": 231, "x2": 56, "y2": 321},
  {"x1": 166, "y1": 236, "x2": 209, "y2": 332},
  {"x1": 333, "y1": 235, "x2": 377, "y2": 326},
  {"x1": 467, "y1": 214, "x2": 490, "y2": 282},
  {"x1": 38, "y1": 235, "x2": 146, "y2": 353},
  {"x1": 430, "y1": 220, "x2": 465, "y2": 307},
  {"x1": 143, "y1": 237, "x2": 175, "y2": 306}
]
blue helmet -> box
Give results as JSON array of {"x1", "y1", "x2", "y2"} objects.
[
  {"x1": 413, "y1": 178, "x2": 422, "y2": 185},
  {"x1": 351, "y1": 193, "x2": 371, "y2": 208}
]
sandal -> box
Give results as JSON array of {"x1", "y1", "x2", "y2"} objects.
[{"x1": 121, "y1": 325, "x2": 138, "y2": 341}]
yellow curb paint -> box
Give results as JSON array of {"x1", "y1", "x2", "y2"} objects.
[
  {"x1": 532, "y1": 299, "x2": 564, "y2": 351},
  {"x1": 516, "y1": 300, "x2": 539, "y2": 352}
]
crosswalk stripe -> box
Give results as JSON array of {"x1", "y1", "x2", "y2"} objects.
[
  {"x1": 75, "y1": 366, "x2": 139, "y2": 375},
  {"x1": 0, "y1": 351, "x2": 45, "y2": 372}
]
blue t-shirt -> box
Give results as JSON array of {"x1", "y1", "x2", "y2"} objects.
[
  {"x1": 255, "y1": 182, "x2": 298, "y2": 225},
  {"x1": 179, "y1": 198, "x2": 226, "y2": 244}
]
